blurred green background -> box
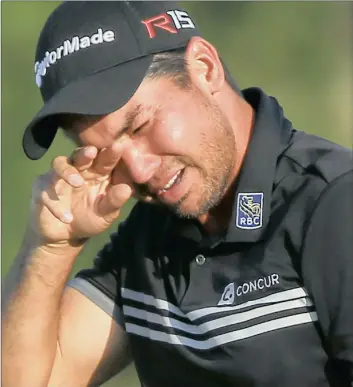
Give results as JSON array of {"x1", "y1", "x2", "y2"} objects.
[{"x1": 2, "y1": 2, "x2": 352, "y2": 386}]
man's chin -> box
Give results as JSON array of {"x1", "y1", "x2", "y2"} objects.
[
  {"x1": 136, "y1": 191, "x2": 206, "y2": 219},
  {"x1": 167, "y1": 197, "x2": 208, "y2": 220}
]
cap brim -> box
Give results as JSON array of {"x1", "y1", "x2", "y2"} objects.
[{"x1": 23, "y1": 55, "x2": 153, "y2": 160}]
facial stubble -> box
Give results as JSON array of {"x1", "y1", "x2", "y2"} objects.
[{"x1": 167, "y1": 100, "x2": 237, "y2": 219}]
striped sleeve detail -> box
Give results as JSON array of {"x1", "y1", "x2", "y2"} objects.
[{"x1": 68, "y1": 277, "x2": 126, "y2": 329}]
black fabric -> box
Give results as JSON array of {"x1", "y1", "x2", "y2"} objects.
[
  {"x1": 72, "y1": 88, "x2": 353, "y2": 387},
  {"x1": 301, "y1": 171, "x2": 353, "y2": 387}
]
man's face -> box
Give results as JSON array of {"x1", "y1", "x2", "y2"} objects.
[{"x1": 67, "y1": 77, "x2": 237, "y2": 219}]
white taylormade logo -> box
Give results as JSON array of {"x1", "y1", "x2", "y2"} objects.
[
  {"x1": 34, "y1": 28, "x2": 115, "y2": 88},
  {"x1": 218, "y1": 274, "x2": 280, "y2": 306}
]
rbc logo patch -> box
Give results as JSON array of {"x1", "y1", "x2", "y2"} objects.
[{"x1": 236, "y1": 193, "x2": 264, "y2": 230}]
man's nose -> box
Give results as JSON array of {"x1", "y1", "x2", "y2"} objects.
[{"x1": 121, "y1": 142, "x2": 161, "y2": 185}]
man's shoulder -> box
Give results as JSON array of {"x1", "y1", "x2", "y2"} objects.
[
  {"x1": 271, "y1": 130, "x2": 352, "y2": 253},
  {"x1": 280, "y1": 130, "x2": 352, "y2": 185}
]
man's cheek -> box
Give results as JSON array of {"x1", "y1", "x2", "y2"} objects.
[{"x1": 155, "y1": 114, "x2": 186, "y2": 150}]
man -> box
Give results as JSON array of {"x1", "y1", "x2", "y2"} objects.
[{"x1": 2, "y1": 2, "x2": 352, "y2": 387}]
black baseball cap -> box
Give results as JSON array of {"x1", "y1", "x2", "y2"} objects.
[{"x1": 22, "y1": 1, "x2": 200, "y2": 160}]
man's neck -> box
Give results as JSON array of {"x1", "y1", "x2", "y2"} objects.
[{"x1": 198, "y1": 180, "x2": 237, "y2": 235}]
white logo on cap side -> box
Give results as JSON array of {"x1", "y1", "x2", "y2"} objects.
[{"x1": 34, "y1": 28, "x2": 115, "y2": 88}]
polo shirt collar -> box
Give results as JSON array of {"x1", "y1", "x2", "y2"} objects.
[
  {"x1": 225, "y1": 87, "x2": 294, "y2": 243},
  {"x1": 168, "y1": 87, "x2": 294, "y2": 245}
]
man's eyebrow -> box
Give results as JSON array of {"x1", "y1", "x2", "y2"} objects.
[{"x1": 115, "y1": 104, "x2": 143, "y2": 140}]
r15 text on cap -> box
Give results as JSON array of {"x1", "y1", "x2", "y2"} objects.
[{"x1": 142, "y1": 10, "x2": 195, "y2": 39}]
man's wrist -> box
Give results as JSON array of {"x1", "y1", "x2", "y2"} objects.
[{"x1": 23, "y1": 227, "x2": 88, "y2": 258}]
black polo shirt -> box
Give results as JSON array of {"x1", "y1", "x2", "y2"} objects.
[{"x1": 69, "y1": 87, "x2": 353, "y2": 387}]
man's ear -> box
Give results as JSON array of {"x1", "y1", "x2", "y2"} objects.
[{"x1": 185, "y1": 37, "x2": 225, "y2": 95}]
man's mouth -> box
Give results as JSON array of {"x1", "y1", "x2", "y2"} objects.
[{"x1": 157, "y1": 169, "x2": 184, "y2": 195}]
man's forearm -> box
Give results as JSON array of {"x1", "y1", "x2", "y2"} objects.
[{"x1": 1, "y1": 232, "x2": 85, "y2": 387}]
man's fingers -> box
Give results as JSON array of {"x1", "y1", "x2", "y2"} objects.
[
  {"x1": 97, "y1": 183, "x2": 132, "y2": 221},
  {"x1": 70, "y1": 146, "x2": 98, "y2": 171},
  {"x1": 51, "y1": 156, "x2": 85, "y2": 192},
  {"x1": 92, "y1": 142, "x2": 124, "y2": 176},
  {"x1": 37, "y1": 185, "x2": 73, "y2": 224}
]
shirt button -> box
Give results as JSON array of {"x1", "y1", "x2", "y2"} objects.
[{"x1": 195, "y1": 254, "x2": 206, "y2": 265}]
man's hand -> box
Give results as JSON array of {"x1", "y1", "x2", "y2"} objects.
[
  {"x1": 2, "y1": 141, "x2": 134, "y2": 387},
  {"x1": 30, "y1": 142, "x2": 132, "y2": 245}
]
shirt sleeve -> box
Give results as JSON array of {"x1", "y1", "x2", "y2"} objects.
[
  {"x1": 67, "y1": 218, "x2": 132, "y2": 329},
  {"x1": 301, "y1": 170, "x2": 353, "y2": 383}
]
